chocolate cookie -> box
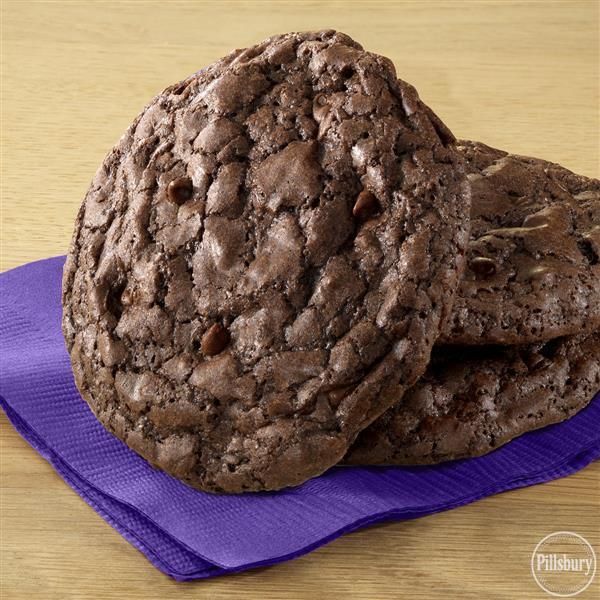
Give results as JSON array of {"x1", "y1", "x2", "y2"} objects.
[
  {"x1": 345, "y1": 331, "x2": 600, "y2": 465},
  {"x1": 442, "y1": 140, "x2": 600, "y2": 345},
  {"x1": 62, "y1": 31, "x2": 470, "y2": 493}
]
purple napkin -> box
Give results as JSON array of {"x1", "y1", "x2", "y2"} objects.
[{"x1": 1, "y1": 256, "x2": 599, "y2": 581}]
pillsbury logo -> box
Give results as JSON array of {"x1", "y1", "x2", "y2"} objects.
[{"x1": 531, "y1": 532, "x2": 596, "y2": 596}]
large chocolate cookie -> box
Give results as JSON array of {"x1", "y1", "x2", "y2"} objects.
[
  {"x1": 345, "y1": 331, "x2": 600, "y2": 465},
  {"x1": 62, "y1": 31, "x2": 470, "y2": 492},
  {"x1": 442, "y1": 141, "x2": 600, "y2": 345}
]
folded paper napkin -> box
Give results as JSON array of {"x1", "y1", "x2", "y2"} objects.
[{"x1": 1, "y1": 256, "x2": 599, "y2": 581}]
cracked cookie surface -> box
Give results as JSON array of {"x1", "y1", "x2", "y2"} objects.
[
  {"x1": 62, "y1": 30, "x2": 470, "y2": 493},
  {"x1": 442, "y1": 140, "x2": 600, "y2": 345},
  {"x1": 345, "y1": 330, "x2": 600, "y2": 465}
]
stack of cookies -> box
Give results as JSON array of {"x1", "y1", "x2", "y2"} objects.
[{"x1": 62, "y1": 31, "x2": 599, "y2": 493}]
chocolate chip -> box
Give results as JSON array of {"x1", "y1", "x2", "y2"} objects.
[
  {"x1": 469, "y1": 256, "x2": 496, "y2": 278},
  {"x1": 201, "y1": 323, "x2": 230, "y2": 356},
  {"x1": 352, "y1": 190, "x2": 380, "y2": 221},
  {"x1": 167, "y1": 177, "x2": 193, "y2": 204}
]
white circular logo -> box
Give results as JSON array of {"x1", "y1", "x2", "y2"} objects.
[{"x1": 531, "y1": 532, "x2": 596, "y2": 597}]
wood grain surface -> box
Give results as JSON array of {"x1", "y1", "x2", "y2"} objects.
[{"x1": 1, "y1": 1, "x2": 599, "y2": 598}]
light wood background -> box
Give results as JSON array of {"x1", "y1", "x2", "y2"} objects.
[{"x1": 1, "y1": 1, "x2": 599, "y2": 598}]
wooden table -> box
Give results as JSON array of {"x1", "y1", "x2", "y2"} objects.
[{"x1": 1, "y1": 1, "x2": 598, "y2": 598}]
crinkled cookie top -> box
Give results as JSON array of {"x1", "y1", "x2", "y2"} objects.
[
  {"x1": 442, "y1": 140, "x2": 600, "y2": 345},
  {"x1": 63, "y1": 30, "x2": 469, "y2": 492}
]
